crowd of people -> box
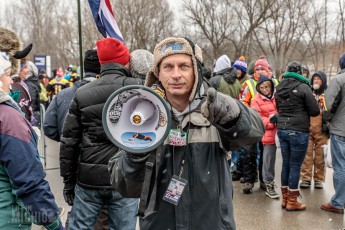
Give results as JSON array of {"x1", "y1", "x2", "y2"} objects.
[{"x1": 1, "y1": 25, "x2": 345, "y2": 230}]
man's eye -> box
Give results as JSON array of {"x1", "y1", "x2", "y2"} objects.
[
  {"x1": 181, "y1": 65, "x2": 190, "y2": 70},
  {"x1": 163, "y1": 65, "x2": 172, "y2": 70}
]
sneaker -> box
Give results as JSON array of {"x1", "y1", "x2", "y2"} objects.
[
  {"x1": 260, "y1": 181, "x2": 266, "y2": 190},
  {"x1": 314, "y1": 181, "x2": 323, "y2": 189},
  {"x1": 243, "y1": 182, "x2": 254, "y2": 194},
  {"x1": 299, "y1": 180, "x2": 311, "y2": 189},
  {"x1": 265, "y1": 183, "x2": 280, "y2": 199},
  {"x1": 321, "y1": 202, "x2": 344, "y2": 214}
]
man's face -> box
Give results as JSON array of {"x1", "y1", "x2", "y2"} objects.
[
  {"x1": 19, "y1": 66, "x2": 30, "y2": 80},
  {"x1": 313, "y1": 76, "x2": 323, "y2": 88},
  {"x1": 158, "y1": 54, "x2": 195, "y2": 100},
  {"x1": 0, "y1": 69, "x2": 13, "y2": 93},
  {"x1": 236, "y1": 69, "x2": 242, "y2": 78},
  {"x1": 255, "y1": 67, "x2": 269, "y2": 77}
]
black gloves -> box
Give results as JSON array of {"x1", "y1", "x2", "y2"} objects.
[
  {"x1": 269, "y1": 114, "x2": 278, "y2": 124},
  {"x1": 63, "y1": 184, "x2": 75, "y2": 206},
  {"x1": 201, "y1": 87, "x2": 240, "y2": 126}
]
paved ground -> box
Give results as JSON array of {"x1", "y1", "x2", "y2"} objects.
[{"x1": 33, "y1": 137, "x2": 345, "y2": 230}]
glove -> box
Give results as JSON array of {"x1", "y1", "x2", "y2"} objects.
[
  {"x1": 201, "y1": 87, "x2": 240, "y2": 125},
  {"x1": 269, "y1": 114, "x2": 278, "y2": 124},
  {"x1": 63, "y1": 184, "x2": 75, "y2": 206}
]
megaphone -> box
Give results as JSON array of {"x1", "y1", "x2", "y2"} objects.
[{"x1": 102, "y1": 85, "x2": 171, "y2": 153}]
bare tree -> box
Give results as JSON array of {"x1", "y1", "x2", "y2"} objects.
[
  {"x1": 253, "y1": 0, "x2": 312, "y2": 76},
  {"x1": 115, "y1": 0, "x2": 175, "y2": 52}
]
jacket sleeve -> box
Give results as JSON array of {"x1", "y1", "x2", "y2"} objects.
[
  {"x1": 324, "y1": 77, "x2": 342, "y2": 111},
  {"x1": 59, "y1": 96, "x2": 82, "y2": 186},
  {"x1": 303, "y1": 84, "x2": 320, "y2": 117},
  {"x1": 218, "y1": 101, "x2": 265, "y2": 150},
  {"x1": 43, "y1": 96, "x2": 60, "y2": 142},
  {"x1": 108, "y1": 149, "x2": 150, "y2": 198},
  {"x1": 0, "y1": 121, "x2": 62, "y2": 228}
]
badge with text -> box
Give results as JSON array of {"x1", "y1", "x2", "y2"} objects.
[
  {"x1": 163, "y1": 175, "x2": 188, "y2": 206},
  {"x1": 168, "y1": 129, "x2": 187, "y2": 146}
]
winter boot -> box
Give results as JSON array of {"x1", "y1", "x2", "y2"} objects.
[
  {"x1": 286, "y1": 189, "x2": 306, "y2": 211},
  {"x1": 281, "y1": 187, "x2": 288, "y2": 208}
]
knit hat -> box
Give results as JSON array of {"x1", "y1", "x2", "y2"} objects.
[
  {"x1": 84, "y1": 49, "x2": 100, "y2": 74},
  {"x1": 339, "y1": 52, "x2": 345, "y2": 70},
  {"x1": 0, "y1": 52, "x2": 11, "y2": 76},
  {"x1": 145, "y1": 37, "x2": 203, "y2": 102},
  {"x1": 233, "y1": 56, "x2": 247, "y2": 73},
  {"x1": 213, "y1": 55, "x2": 231, "y2": 73},
  {"x1": 254, "y1": 59, "x2": 270, "y2": 71},
  {"x1": 130, "y1": 49, "x2": 153, "y2": 79},
  {"x1": 286, "y1": 61, "x2": 302, "y2": 74},
  {"x1": 96, "y1": 38, "x2": 130, "y2": 65},
  {"x1": 27, "y1": 61, "x2": 38, "y2": 77}
]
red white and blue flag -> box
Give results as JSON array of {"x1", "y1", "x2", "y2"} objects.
[{"x1": 88, "y1": 0, "x2": 125, "y2": 43}]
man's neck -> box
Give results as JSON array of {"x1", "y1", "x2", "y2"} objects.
[{"x1": 167, "y1": 94, "x2": 189, "y2": 112}]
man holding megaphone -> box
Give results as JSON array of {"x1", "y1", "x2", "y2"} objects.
[{"x1": 110, "y1": 37, "x2": 265, "y2": 230}]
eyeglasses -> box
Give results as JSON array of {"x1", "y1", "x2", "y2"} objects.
[{"x1": 259, "y1": 85, "x2": 271, "y2": 90}]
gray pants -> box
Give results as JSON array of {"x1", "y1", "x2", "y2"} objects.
[{"x1": 262, "y1": 144, "x2": 277, "y2": 184}]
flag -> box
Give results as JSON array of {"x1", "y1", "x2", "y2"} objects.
[{"x1": 88, "y1": 0, "x2": 125, "y2": 43}]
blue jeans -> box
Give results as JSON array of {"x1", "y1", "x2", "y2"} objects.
[
  {"x1": 330, "y1": 134, "x2": 345, "y2": 209},
  {"x1": 68, "y1": 185, "x2": 139, "y2": 230},
  {"x1": 277, "y1": 130, "x2": 309, "y2": 189}
]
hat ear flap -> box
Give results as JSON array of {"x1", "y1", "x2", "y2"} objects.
[{"x1": 0, "y1": 80, "x2": 3, "y2": 88}]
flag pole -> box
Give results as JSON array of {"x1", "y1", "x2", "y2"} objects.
[{"x1": 77, "y1": 0, "x2": 84, "y2": 79}]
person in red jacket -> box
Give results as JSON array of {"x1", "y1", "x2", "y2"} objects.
[{"x1": 251, "y1": 75, "x2": 279, "y2": 199}]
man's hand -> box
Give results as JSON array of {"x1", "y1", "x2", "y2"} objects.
[
  {"x1": 201, "y1": 87, "x2": 240, "y2": 125},
  {"x1": 63, "y1": 184, "x2": 75, "y2": 206}
]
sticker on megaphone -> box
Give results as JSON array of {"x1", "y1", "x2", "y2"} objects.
[{"x1": 102, "y1": 85, "x2": 171, "y2": 153}]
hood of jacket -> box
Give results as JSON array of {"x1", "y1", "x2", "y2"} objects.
[
  {"x1": 310, "y1": 70, "x2": 327, "y2": 94},
  {"x1": 275, "y1": 78, "x2": 303, "y2": 99}
]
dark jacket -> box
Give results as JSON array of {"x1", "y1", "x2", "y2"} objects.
[
  {"x1": 25, "y1": 74, "x2": 41, "y2": 126},
  {"x1": 110, "y1": 82, "x2": 265, "y2": 230},
  {"x1": 60, "y1": 63, "x2": 144, "y2": 189},
  {"x1": 44, "y1": 79, "x2": 90, "y2": 142},
  {"x1": 208, "y1": 67, "x2": 241, "y2": 99},
  {"x1": 275, "y1": 74, "x2": 320, "y2": 132},
  {"x1": 0, "y1": 91, "x2": 62, "y2": 229}
]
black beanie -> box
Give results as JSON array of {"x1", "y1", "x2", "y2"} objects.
[
  {"x1": 286, "y1": 61, "x2": 302, "y2": 74},
  {"x1": 84, "y1": 49, "x2": 100, "y2": 74}
]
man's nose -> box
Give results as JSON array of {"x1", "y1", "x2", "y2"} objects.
[{"x1": 171, "y1": 66, "x2": 182, "y2": 78}]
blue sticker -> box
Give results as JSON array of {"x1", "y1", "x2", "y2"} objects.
[
  {"x1": 160, "y1": 42, "x2": 184, "y2": 54},
  {"x1": 121, "y1": 132, "x2": 156, "y2": 149}
]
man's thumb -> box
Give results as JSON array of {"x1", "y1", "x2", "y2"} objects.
[{"x1": 207, "y1": 87, "x2": 217, "y2": 105}]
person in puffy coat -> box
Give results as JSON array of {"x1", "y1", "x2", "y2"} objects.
[
  {"x1": 251, "y1": 75, "x2": 279, "y2": 199},
  {"x1": 59, "y1": 38, "x2": 142, "y2": 229}
]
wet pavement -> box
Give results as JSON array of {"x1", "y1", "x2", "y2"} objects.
[{"x1": 34, "y1": 137, "x2": 344, "y2": 230}]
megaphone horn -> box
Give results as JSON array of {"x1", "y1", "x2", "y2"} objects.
[{"x1": 102, "y1": 85, "x2": 171, "y2": 154}]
